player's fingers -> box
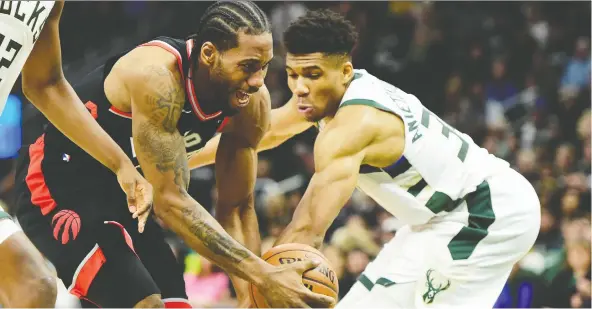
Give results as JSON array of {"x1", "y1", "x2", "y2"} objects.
[
  {"x1": 134, "y1": 184, "x2": 153, "y2": 217},
  {"x1": 304, "y1": 292, "x2": 335, "y2": 308},
  {"x1": 139, "y1": 181, "x2": 154, "y2": 210},
  {"x1": 291, "y1": 259, "x2": 321, "y2": 274},
  {"x1": 137, "y1": 211, "x2": 149, "y2": 233}
]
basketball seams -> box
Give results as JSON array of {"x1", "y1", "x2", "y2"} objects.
[
  {"x1": 302, "y1": 277, "x2": 338, "y2": 294},
  {"x1": 263, "y1": 249, "x2": 330, "y2": 264},
  {"x1": 250, "y1": 284, "x2": 262, "y2": 308},
  {"x1": 251, "y1": 245, "x2": 338, "y2": 307},
  {"x1": 264, "y1": 249, "x2": 338, "y2": 294}
]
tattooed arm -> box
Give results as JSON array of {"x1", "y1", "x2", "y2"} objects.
[
  {"x1": 119, "y1": 62, "x2": 265, "y2": 283},
  {"x1": 212, "y1": 86, "x2": 271, "y2": 305},
  {"x1": 110, "y1": 49, "x2": 335, "y2": 308}
]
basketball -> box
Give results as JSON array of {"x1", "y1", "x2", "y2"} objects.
[{"x1": 249, "y1": 243, "x2": 339, "y2": 308}]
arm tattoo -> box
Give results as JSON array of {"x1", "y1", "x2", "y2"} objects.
[
  {"x1": 136, "y1": 122, "x2": 189, "y2": 194},
  {"x1": 180, "y1": 206, "x2": 251, "y2": 263},
  {"x1": 143, "y1": 65, "x2": 185, "y2": 133},
  {"x1": 134, "y1": 70, "x2": 251, "y2": 263},
  {"x1": 136, "y1": 122, "x2": 250, "y2": 264}
]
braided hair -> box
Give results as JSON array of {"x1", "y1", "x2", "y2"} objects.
[{"x1": 189, "y1": 0, "x2": 270, "y2": 64}]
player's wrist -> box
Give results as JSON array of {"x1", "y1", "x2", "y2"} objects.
[
  {"x1": 240, "y1": 256, "x2": 272, "y2": 288},
  {"x1": 112, "y1": 156, "x2": 135, "y2": 174}
]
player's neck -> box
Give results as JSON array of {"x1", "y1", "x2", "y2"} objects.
[{"x1": 325, "y1": 80, "x2": 351, "y2": 120}]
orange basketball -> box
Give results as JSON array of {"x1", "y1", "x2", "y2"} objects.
[{"x1": 249, "y1": 243, "x2": 339, "y2": 308}]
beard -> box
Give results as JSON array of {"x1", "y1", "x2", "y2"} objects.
[{"x1": 210, "y1": 61, "x2": 240, "y2": 116}]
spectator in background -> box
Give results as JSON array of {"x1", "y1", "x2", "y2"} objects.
[
  {"x1": 555, "y1": 143, "x2": 577, "y2": 175},
  {"x1": 560, "y1": 37, "x2": 591, "y2": 92},
  {"x1": 486, "y1": 58, "x2": 519, "y2": 106},
  {"x1": 269, "y1": 1, "x2": 307, "y2": 51},
  {"x1": 184, "y1": 253, "x2": 234, "y2": 308},
  {"x1": 543, "y1": 237, "x2": 591, "y2": 308},
  {"x1": 485, "y1": 58, "x2": 517, "y2": 131},
  {"x1": 339, "y1": 249, "x2": 370, "y2": 300},
  {"x1": 494, "y1": 263, "x2": 545, "y2": 308}
]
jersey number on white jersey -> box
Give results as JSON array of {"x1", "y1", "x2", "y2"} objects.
[
  {"x1": 419, "y1": 108, "x2": 469, "y2": 162},
  {"x1": 0, "y1": 34, "x2": 22, "y2": 83}
]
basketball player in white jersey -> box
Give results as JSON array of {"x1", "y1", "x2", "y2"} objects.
[
  {"x1": 191, "y1": 9, "x2": 542, "y2": 308},
  {"x1": 0, "y1": 1, "x2": 152, "y2": 306}
]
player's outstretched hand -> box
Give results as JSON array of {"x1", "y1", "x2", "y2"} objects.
[
  {"x1": 116, "y1": 162, "x2": 154, "y2": 233},
  {"x1": 257, "y1": 259, "x2": 335, "y2": 308}
]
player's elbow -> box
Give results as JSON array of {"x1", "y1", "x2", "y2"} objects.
[
  {"x1": 152, "y1": 191, "x2": 173, "y2": 218},
  {"x1": 151, "y1": 187, "x2": 187, "y2": 219},
  {"x1": 21, "y1": 74, "x2": 66, "y2": 106}
]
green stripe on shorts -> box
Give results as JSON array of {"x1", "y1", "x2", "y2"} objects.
[
  {"x1": 357, "y1": 274, "x2": 397, "y2": 291},
  {"x1": 407, "y1": 178, "x2": 427, "y2": 197},
  {"x1": 425, "y1": 191, "x2": 465, "y2": 214},
  {"x1": 447, "y1": 181, "x2": 495, "y2": 260}
]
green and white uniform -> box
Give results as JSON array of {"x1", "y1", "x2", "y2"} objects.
[
  {"x1": 0, "y1": 208, "x2": 20, "y2": 244},
  {"x1": 325, "y1": 70, "x2": 541, "y2": 308},
  {"x1": 0, "y1": 0, "x2": 54, "y2": 242},
  {"x1": 0, "y1": 1, "x2": 55, "y2": 116}
]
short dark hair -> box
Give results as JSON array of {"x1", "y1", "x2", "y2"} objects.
[
  {"x1": 283, "y1": 9, "x2": 358, "y2": 56},
  {"x1": 190, "y1": 1, "x2": 270, "y2": 58}
]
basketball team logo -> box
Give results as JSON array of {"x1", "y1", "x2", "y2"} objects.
[
  {"x1": 422, "y1": 269, "x2": 451, "y2": 304},
  {"x1": 51, "y1": 210, "x2": 81, "y2": 245}
]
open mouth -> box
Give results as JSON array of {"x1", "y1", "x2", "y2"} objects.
[
  {"x1": 235, "y1": 90, "x2": 251, "y2": 106},
  {"x1": 297, "y1": 105, "x2": 313, "y2": 114}
]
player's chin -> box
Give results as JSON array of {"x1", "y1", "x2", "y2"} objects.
[{"x1": 304, "y1": 113, "x2": 323, "y2": 123}]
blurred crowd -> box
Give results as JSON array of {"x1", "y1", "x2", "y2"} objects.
[{"x1": 0, "y1": 1, "x2": 590, "y2": 308}]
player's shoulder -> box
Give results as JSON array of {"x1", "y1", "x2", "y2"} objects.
[
  {"x1": 342, "y1": 70, "x2": 392, "y2": 106},
  {"x1": 112, "y1": 46, "x2": 182, "y2": 90}
]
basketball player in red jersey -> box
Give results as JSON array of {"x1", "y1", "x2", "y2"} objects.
[
  {"x1": 0, "y1": 1, "x2": 151, "y2": 307},
  {"x1": 14, "y1": 1, "x2": 335, "y2": 308}
]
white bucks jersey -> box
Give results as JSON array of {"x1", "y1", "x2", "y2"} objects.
[
  {"x1": 323, "y1": 70, "x2": 510, "y2": 225},
  {"x1": 0, "y1": 1, "x2": 54, "y2": 115}
]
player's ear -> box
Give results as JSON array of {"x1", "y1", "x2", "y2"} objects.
[
  {"x1": 200, "y1": 41, "x2": 218, "y2": 67},
  {"x1": 342, "y1": 61, "x2": 353, "y2": 85}
]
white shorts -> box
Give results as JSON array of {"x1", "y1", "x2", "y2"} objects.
[
  {"x1": 0, "y1": 215, "x2": 21, "y2": 244},
  {"x1": 337, "y1": 168, "x2": 541, "y2": 309}
]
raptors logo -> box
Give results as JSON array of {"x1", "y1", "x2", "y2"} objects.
[{"x1": 51, "y1": 210, "x2": 81, "y2": 245}]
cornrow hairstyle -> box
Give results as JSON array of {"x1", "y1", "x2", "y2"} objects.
[
  {"x1": 283, "y1": 9, "x2": 357, "y2": 56},
  {"x1": 189, "y1": 0, "x2": 270, "y2": 64}
]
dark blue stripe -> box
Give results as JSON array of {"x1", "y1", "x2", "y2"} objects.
[
  {"x1": 359, "y1": 156, "x2": 411, "y2": 178},
  {"x1": 383, "y1": 156, "x2": 411, "y2": 178}
]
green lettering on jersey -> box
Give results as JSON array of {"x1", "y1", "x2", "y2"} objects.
[
  {"x1": 408, "y1": 120, "x2": 419, "y2": 133},
  {"x1": 420, "y1": 108, "x2": 469, "y2": 162}
]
